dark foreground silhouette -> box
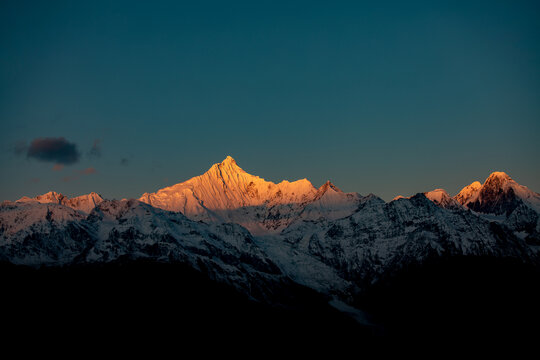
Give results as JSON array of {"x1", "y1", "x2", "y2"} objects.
[
  {"x1": 1, "y1": 260, "x2": 371, "y2": 347},
  {"x1": 2, "y1": 256, "x2": 539, "y2": 352},
  {"x1": 357, "y1": 256, "x2": 540, "y2": 343}
]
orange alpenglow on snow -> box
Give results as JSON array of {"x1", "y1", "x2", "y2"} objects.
[
  {"x1": 11, "y1": 159, "x2": 540, "y2": 234},
  {"x1": 138, "y1": 156, "x2": 361, "y2": 234},
  {"x1": 139, "y1": 156, "x2": 318, "y2": 213},
  {"x1": 423, "y1": 189, "x2": 461, "y2": 209}
]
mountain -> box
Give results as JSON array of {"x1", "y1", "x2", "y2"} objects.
[
  {"x1": 139, "y1": 156, "x2": 362, "y2": 235},
  {"x1": 454, "y1": 181, "x2": 482, "y2": 205},
  {"x1": 295, "y1": 181, "x2": 363, "y2": 222},
  {"x1": 2, "y1": 158, "x2": 540, "y2": 341},
  {"x1": 16, "y1": 191, "x2": 104, "y2": 214},
  {"x1": 0, "y1": 200, "x2": 91, "y2": 264},
  {"x1": 399, "y1": 172, "x2": 540, "y2": 243},
  {"x1": 279, "y1": 193, "x2": 535, "y2": 289},
  {"x1": 0, "y1": 198, "x2": 295, "y2": 300},
  {"x1": 453, "y1": 172, "x2": 540, "y2": 242},
  {"x1": 456, "y1": 171, "x2": 540, "y2": 214}
]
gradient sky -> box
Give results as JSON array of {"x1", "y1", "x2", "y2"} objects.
[{"x1": 1, "y1": 0, "x2": 539, "y2": 201}]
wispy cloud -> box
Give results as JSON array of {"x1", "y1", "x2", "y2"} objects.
[
  {"x1": 62, "y1": 167, "x2": 97, "y2": 182},
  {"x1": 81, "y1": 167, "x2": 96, "y2": 175},
  {"x1": 88, "y1": 139, "x2": 102, "y2": 158}
]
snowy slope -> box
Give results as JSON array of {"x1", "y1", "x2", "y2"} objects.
[
  {"x1": 0, "y1": 199, "x2": 288, "y2": 300},
  {"x1": 424, "y1": 189, "x2": 461, "y2": 210},
  {"x1": 396, "y1": 172, "x2": 540, "y2": 242},
  {"x1": 139, "y1": 156, "x2": 361, "y2": 235},
  {"x1": 455, "y1": 172, "x2": 540, "y2": 214},
  {"x1": 0, "y1": 201, "x2": 92, "y2": 264},
  {"x1": 280, "y1": 193, "x2": 536, "y2": 290},
  {"x1": 454, "y1": 181, "x2": 482, "y2": 205},
  {"x1": 453, "y1": 172, "x2": 540, "y2": 238},
  {"x1": 295, "y1": 181, "x2": 363, "y2": 222}
]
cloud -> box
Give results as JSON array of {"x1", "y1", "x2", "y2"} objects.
[
  {"x1": 88, "y1": 139, "x2": 102, "y2": 158},
  {"x1": 52, "y1": 164, "x2": 64, "y2": 171},
  {"x1": 26, "y1": 137, "x2": 80, "y2": 165},
  {"x1": 81, "y1": 167, "x2": 96, "y2": 175},
  {"x1": 62, "y1": 167, "x2": 97, "y2": 182},
  {"x1": 120, "y1": 158, "x2": 129, "y2": 166}
]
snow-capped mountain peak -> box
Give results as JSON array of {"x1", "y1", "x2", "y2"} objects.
[
  {"x1": 424, "y1": 188, "x2": 461, "y2": 209},
  {"x1": 66, "y1": 192, "x2": 104, "y2": 213},
  {"x1": 482, "y1": 171, "x2": 513, "y2": 190},
  {"x1": 138, "y1": 157, "x2": 319, "y2": 228},
  {"x1": 137, "y1": 157, "x2": 326, "y2": 234},
  {"x1": 454, "y1": 181, "x2": 482, "y2": 205},
  {"x1": 17, "y1": 190, "x2": 66, "y2": 204},
  {"x1": 314, "y1": 181, "x2": 343, "y2": 199},
  {"x1": 453, "y1": 171, "x2": 540, "y2": 215},
  {"x1": 16, "y1": 191, "x2": 104, "y2": 214}
]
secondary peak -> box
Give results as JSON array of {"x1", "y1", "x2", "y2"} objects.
[{"x1": 316, "y1": 181, "x2": 343, "y2": 197}]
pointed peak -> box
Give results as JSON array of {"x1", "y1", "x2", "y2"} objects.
[
  {"x1": 313, "y1": 181, "x2": 344, "y2": 201},
  {"x1": 209, "y1": 156, "x2": 243, "y2": 171},
  {"x1": 319, "y1": 181, "x2": 343, "y2": 193},
  {"x1": 221, "y1": 155, "x2": 236, "y2": 165}
]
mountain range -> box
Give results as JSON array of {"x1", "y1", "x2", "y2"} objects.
[{"x1": 2, "y1": 156, "x2": 539, "y2": 340}]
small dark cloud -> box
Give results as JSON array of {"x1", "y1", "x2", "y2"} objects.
[
  {"x1": 88, "y1": 139, "x2": 102, "y2": 158},
  {"x1": 120, "y1": 158, "x2": 129, "y2": 166},
  {"x1": 26, "y1": 137, "x2": 80, "y2": 165}
]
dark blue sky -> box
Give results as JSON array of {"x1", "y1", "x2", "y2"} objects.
[{"x1": 1, "y1": 0, "x2": 539, "y2": 201}]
